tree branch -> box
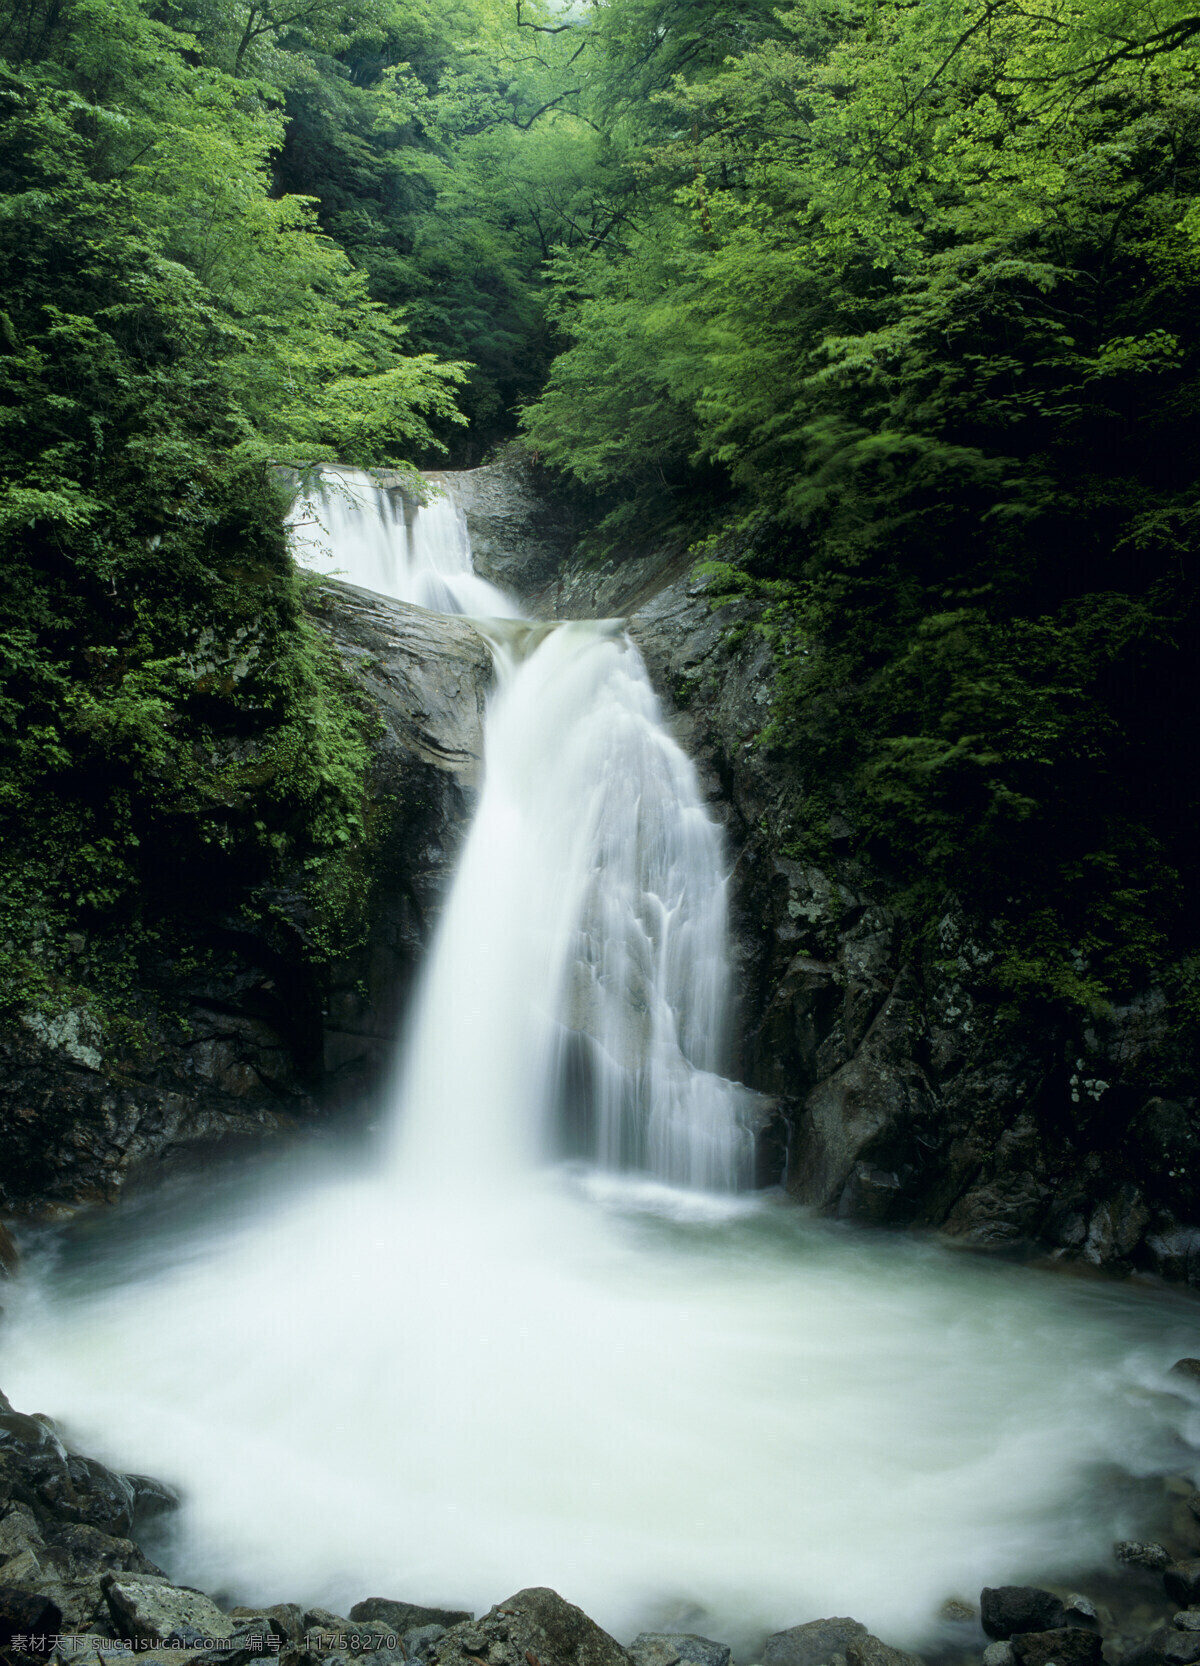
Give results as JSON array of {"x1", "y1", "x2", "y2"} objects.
[{"x1": 515, "y1": 0, "x2": 576, "y2": 35}]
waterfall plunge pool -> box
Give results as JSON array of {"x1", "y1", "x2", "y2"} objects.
[{"x1": 3, "y1": 1148, "x2": 1200, "y2": 1659}]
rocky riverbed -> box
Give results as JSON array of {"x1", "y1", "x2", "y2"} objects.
[{"x1": 5, "y1": 1363, "x2": 1200, "y2": 1666}]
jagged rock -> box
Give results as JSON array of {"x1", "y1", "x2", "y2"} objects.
[
  {"x1": 983, "y1": 1646, "x2": 1015, "y2": 1666},
  {"x1": 103, "y1": 1574, "x2": 230, "y2": 1644},
  {"x1": 350, "y1": 1599, "x2": 472, "y2": 1631},
  {"x1": 981, "y1": 1589, "x2": 1068, "y2": 1641},
  {"x1": 1116, "y1": 1543, "x2": 1171, "y2": 1571},
  {"x1": 259, "y1": 1606, "x2": 307, "y2": 1642},
  {"x1": 1010, "y1": 1630, "x2": 1103, "y2": 1666},
  {"x1": 53, "y1": 1639, "x2": 138, "y2": 1666},
  {"x1": 629, "y1": 1634, "x2": 731, "y2": 1666},
  {"x1": 41, "y1": 1521, "x2": 160, "y2": 1580},
  {"x1": 763, "y1": 1619, "x2": 870, "y2": 1666},
  {"x1": 1174, "y1": 1617, "x2": 1200, "y2": 1633},
  {"x1": 303, "y1": 1607, "x2": 355, "y2": 1641},
  {"x1": 431, "y1": 1588, "x2": 628, "y2": 1666}
]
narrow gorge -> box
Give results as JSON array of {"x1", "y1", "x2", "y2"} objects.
[{"x1": 3, "y1": 466, "x2": 1200, "y2": 1666}]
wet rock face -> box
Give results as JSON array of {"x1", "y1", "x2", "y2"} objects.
[
  {"x1": 627, "y1": 568, "x2": 1200, "y2": 1265},
  {"x1": 437, "y1": 454, "x2": 586, "y2": 606},
  {"x1": 454, "y1": 454, "x2": 1200, "y2": 1277},
  {"x1": 0, "y1": 585, "x2": 490, "y2": 1218},
  {"x1": 0, "y1": 1386, "x2": 175, "y2": 1639},
  {"x1": 305, "y1": 583, "x2": 490, "y2": 1104}
]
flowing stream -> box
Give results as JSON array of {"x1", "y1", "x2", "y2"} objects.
[{"x1": 4, "y1": 475, "x2": 1200, "y2": 1656}]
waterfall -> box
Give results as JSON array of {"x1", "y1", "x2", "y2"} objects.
[
  {"x1": 291, "y1": 465, "x2": 755, "y2": 1194},
  {"x1": 286, "y1": 466, "x2": 520, "y2": 619},
  {"x1": 391, "y1": 617, "x2": 755, "y2": 1192}
]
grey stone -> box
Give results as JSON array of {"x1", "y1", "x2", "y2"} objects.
[
  {"x1": 1174, "y1": 1618, "x2": 1200, "y2": 1634},
  {"x1": 262, "y1": 1605, "x2": 307, "y2": 1642},
  {"x1": 983, "y1": 1646, "x2": 1015, "y2": 1666},
  {"x1": 981, "y1": 1589, "x2": 1068, "y2": 1641},
  {"x1": 431, "y1": 1588, "x2": 628, "y2": 1666},
  {"x1": 1169, "y1": 1363, "x2": 1200, "y2": 1392},
  {"x1": 763, "y1": 1619, "x2": 869, "y2": 1666},
  {"x1": 630, "y1": 1635, "x2": 731, "y2": 1666},
  {"x1": 441, "y1": 450, "x2": 587, "y2": 608},
  {"x1": 0, "y1": 1503, "x2": 45, "y2": 1561},
  {"x1": 1116, "y1": 1542, "x2": 1171, "y2": 1571},
  {"x1": 404, "y1": 1626, "x2": 449, "y2": 1660},
  {"x1": 43, "y1": 1522, "x2": 162, "y2": 1582},
  {"x1": 103, "y1": 1576, "x2": 231, "y2": 1644},
  {"x1": 778, "y1": 985, "x2": 929, "y2": 1218},
  {"x1": 228, "y1": 1609, "x2": 291, "y2": 1642},
  {"x1": 49, "y1": 1631, "x2": 136, "y2": 1665},
  {"x1": 1, "y1": 1549, "x2": 46, "y2": 1586},
  {"x1": 629, "y1": 1639, "x2": 682, "y2": 1666}
]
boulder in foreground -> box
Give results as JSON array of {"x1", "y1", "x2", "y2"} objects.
[
  {"x1": 981, "y1": 1589, "x2": 1068, "y2": 1640},
  {"x1": 430, "y1": 1587, "x2": 629, "y2": 1666}
]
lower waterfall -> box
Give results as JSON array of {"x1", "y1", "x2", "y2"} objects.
[
  {"x1": 392, "y1": 615, "x2": 754, "y2": 1193},
  {"x1": 3, "y1": 474, "x2": 1200, "y2": 1655}
]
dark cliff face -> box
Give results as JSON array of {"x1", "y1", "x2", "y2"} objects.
[
  {"x1": 0, "y1": 583, "x2": 491, "y2": 1216},
  {"x1": 456, "y1": 446, "x2": 1200, "y2": 1285}
]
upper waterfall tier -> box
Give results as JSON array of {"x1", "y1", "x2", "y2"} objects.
[{"x1": 287, "y1": 467, "x2": 521, "y2": 619}]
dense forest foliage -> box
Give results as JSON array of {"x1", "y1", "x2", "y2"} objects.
[
  {"x1": 522, "y1": 0, "x2": 1200, "y2": 1034},
  {"x1": 1, "y1": 0, "x2": 1197, "y2": 1064}
]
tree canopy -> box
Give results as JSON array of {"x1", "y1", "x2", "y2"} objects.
[{"x1": 2, "y1": 0, "x2": 1199, "y2": 1053}]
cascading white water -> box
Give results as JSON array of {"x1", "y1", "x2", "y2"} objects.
[
  {"x1": 392, "y1": 616, "x2": 754, "y2": 1193},
  {"x1": 4, "y1": 480, "x2": 1200, "y2": 1655},
  {"x1": 287, "y1": 467, "x2": 520, "y2": 618}
]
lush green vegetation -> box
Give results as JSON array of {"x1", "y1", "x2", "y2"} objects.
[
  {"x1": 0, "y1": 0, "x2": 470, "y2": 1019},
  {"x1": 521, "y1": 0, "x2": 1200, "y2": 1023},
  {"x1": 3, "y1": 0, "x2": 1198, "y2": 1044}
]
